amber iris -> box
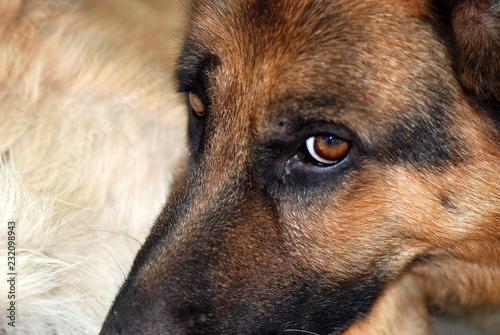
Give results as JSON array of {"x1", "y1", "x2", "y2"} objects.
[
  {"x1": 188, "y1": 92, "x2": 204, "y2": 116},
  {"x1": 306, "y1": 136, "x2": 350, "y2": 165}
]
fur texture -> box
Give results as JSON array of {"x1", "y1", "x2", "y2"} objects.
[
  {"x1": 102, "y1": 0, "x2": 500, "y2": 334},
  {"x1": 0, "y1": 0, "x2": 187, "y2": 333},
  {"x1": 1, "y1": 0, "x2": 500, "y2": 334}
]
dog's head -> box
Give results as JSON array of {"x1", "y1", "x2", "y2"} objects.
[{"x1": 101, "y1": 0, "x2": 500, "y2": 334}]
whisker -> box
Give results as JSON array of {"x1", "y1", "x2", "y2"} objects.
[
  {"x1": 97, "y1": 243, "x2": 126, "y2": 280},
  {"x1": 93, "y1": 229, "x2": 143, "y2": 246}
]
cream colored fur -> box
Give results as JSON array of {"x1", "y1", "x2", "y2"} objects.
[{"x1": 0, "y1": 0, "x2": 187, "y2": 333}]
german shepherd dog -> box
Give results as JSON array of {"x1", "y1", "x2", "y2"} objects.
[{"x1": 102, "y1": 0, "x2": 500, "y2": 334}]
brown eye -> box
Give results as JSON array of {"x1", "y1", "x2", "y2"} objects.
[
  {"x1": 188, "y1": 92, "x2": 204, "y2": 117},
  {"x1": 305, "y1": 135, "x2": 350, "y2": 165}
]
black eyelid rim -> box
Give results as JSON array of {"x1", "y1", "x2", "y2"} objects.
[
  {"x1": 264, "y1": 121, "x2": 358, "y2": 158},
  {"x1": 294, "y1": 129, "x2": 358, "y2": 170},
  {"x1": 289, "y1": 121, "x2": 356, "y2": 147},
  {"x1": 260, "y1": 121, "x2": 358, "y2": 170}
]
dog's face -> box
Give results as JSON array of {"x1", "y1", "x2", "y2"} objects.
[{"x1": 101, "y1": 0, "x2": 500, "y2": 334}]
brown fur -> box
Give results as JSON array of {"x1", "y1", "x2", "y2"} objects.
[
  {"x1": 7, "y1": 0, "x2": 495, "y2": 334},
  {"x1": 100, "y1": 0, "x2": 500, "y2": 334}
]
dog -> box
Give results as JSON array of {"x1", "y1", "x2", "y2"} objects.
[
  {"x1": 0, "y1": 0, "x2": 187, "y2": 333},
  {"x1": 99, "y1": 0, "x2": 500, "y2": 334},
  {"x1": 2, "y1": 0, "x2": 499, "y2": 334}
]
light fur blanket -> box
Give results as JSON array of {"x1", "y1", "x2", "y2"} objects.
[{"x1": 0, "y1": 1, "x2": 186, "y2": 333}]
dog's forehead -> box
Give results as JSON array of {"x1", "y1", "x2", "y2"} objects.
[{"x1": 181, "y1": 0, "x2": 458, "y2": 144}]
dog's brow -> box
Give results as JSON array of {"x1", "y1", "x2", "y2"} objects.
[
  {"x1": 270, "y1": 94, "x2": 345, "y2": 127},
  {"x1": 176, "y1": 41, "x2": 220, "y2": 93},
  {"x1": 287, "y1": 94, "x2": 340, "y2": 111}
]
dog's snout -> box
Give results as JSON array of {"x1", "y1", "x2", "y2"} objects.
[
  {"x1": 100, "y1": 167, "x2": 388, "y2": 334},
  {"x1": 100, "y1": 252, "x2": 220, "y2": 334},
  {"x1": 100, "y1": 306, "x2": 207, "y2": 335},
  {"x1": 100, "y1": 309, "x2": 128, "y2": 335},
  {"x1": 98, "y1": 315, "x2": 115, "y2": 335},
  {"x1": 98, "y1": 168, "x2": 324, "y2": 334}
]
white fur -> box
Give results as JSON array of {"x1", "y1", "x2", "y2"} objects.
[{"x1": 0, "y1": 0, "x2": 187, "y2": 333}]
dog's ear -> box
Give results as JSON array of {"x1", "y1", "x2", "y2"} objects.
[{"x1": 449, "y1": 0, "x2": 500, "y2": 110}]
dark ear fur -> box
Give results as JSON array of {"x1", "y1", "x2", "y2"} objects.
[{"x1": 450, "y1": 0, "x2": 500, "y2": 111}]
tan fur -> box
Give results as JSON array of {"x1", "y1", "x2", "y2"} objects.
[
  {"x1": 344, "y1": 275, "x2": 433, "y2": 335},
  {"x1": 0, "y1": 0, "x2": 187, "y2": 333}
]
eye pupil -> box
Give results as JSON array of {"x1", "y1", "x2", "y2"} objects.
[
  {"x1": 306, "y1": 135, "x2": 350, "y2": 165},
  {"x1": 188, "y1": 92, "x2": 204, "y2": 117}
]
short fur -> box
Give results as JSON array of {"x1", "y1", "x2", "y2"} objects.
[{"x1": 102, "y1": 0, "x2": 500, "y2": 334}]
